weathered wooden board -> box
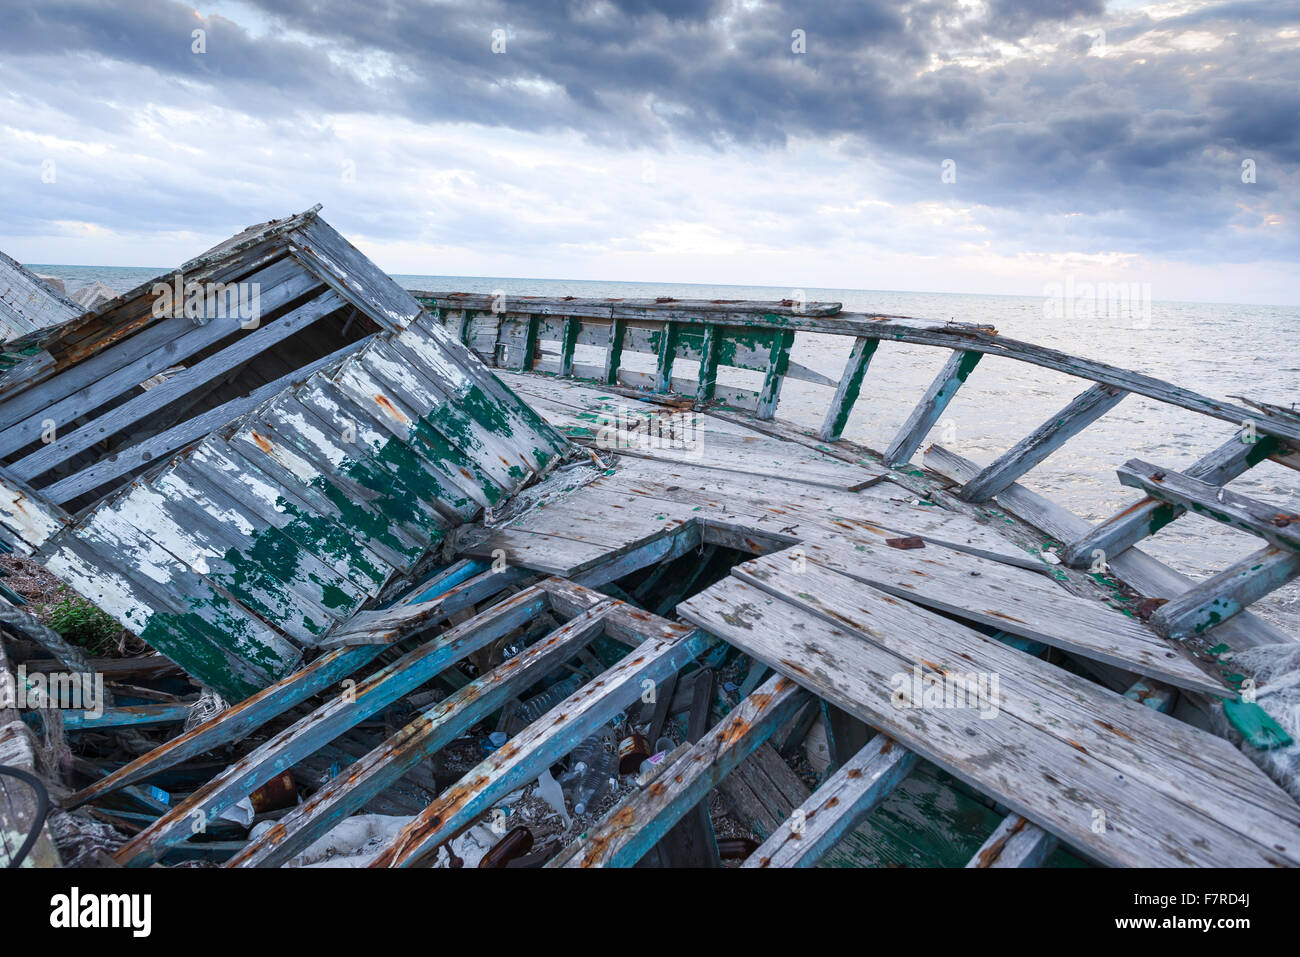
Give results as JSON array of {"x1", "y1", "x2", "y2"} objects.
[
  {"x1": 498, "y1": 372, "x2": 884, "y2": 490},
  {"x1": 733, "y1": 556, "x2": 1296, "y2": 833},
  {"x1": 678, "y1": 576, "x2": 1300, "y2": 867},
  {"x1": 230, "y1": 601, "x2": 613, "y2": 867},
  {"x1": 925, "y1": 444, "x2": 1295, "y2": 652},
  {"x1": 743, "y1": 734, "x2": 918, "y2": 868},
  {"x1": 115, "y1": 585, "x2": 552, "y2": 866},
  {"x1": 795, "y1": 539, "x2": 1224, "y2": 695},
  {"x1": 368, "y1": 624, "x2": 712, "y2": 867},
  {"x1": 551, "y1": 673, "x2": 808, "y2": 867}
]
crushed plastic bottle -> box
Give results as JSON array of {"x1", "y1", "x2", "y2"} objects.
[
  {"x1": 561, "y1": 735, "x2": 618, "y2": 815},
  {"x1": 512, "y1": 674, "x2": 584, "y2": 730}
]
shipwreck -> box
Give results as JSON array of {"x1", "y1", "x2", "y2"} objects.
[{"x1": 1, "y1": 206, "x2": 1297, "y2": 869}]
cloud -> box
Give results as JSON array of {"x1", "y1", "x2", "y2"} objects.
[{"x1": 0, "y1": 0, "x2": 1296, "y2": 301}]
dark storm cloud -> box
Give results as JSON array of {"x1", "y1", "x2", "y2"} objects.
[{"x1": 1, "y1": 0, "x2": 1297, "y2": 263}]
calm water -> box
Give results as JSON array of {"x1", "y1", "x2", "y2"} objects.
[{"x1": 32, "y1": 264, "x2": 1300, "y2": 631}]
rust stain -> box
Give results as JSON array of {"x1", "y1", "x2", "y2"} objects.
[
  {"x1": 1094, "y1": 719, "x2": 1137, "y2": 742},
  {"x1": 372, "y1": 393, "x2": 409, "y2": 423}
]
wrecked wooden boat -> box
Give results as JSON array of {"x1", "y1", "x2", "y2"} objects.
[{"x1": 1, "y1": 208, "x2": 1298, "y2": 868}]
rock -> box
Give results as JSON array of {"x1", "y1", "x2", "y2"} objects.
[{"x1": 34, "y1": 274, "x2": 67, "y2": 295}]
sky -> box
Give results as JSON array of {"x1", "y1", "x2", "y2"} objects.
[{"x1": 1, "y1": 0, "x2": 1297, "y2": 304}]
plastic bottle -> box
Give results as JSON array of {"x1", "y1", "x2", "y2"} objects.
[
  {"x1": 512, "y1": 674, "x2": 584, "y2": 729},
  {"x1": 562, "y1": 735, "x2": 617, "y2": 815}
]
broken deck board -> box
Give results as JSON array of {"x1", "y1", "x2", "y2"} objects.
[{"x1": 678, "y1": 576, "x2": 1300, "y2": 868}]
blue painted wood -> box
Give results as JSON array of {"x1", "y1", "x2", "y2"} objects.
[
  {"x1": 369, "y1": 627, "x2": 715, "y2": 867},
  {"x1": 883, "y1": 349, "x2": 982, "y2": 466},
  {"x1": 114, "y1": 586, "x2": 551, "y2": 866},
  {"x1": 1151, "y1": 546, "x2": 1300, "y2": 639},
  {"x1": 65, "y1": 644, "x2": 385, "y2": 809},
  {"x1": 228, "y1": 602, "x2": 613, "y2": 867},
  {"x1": 59, "y1": 703, "x2": 190, "y2": 731},
  {"x1": 959, "y1": 383, "x2": 1126, "y2": 502},
  {"x1": 402, "y1": 558, "x2": 491, "y2": 605},
  {"x1": 554, "y1": 673, "x2": 808, "y2": 867}
]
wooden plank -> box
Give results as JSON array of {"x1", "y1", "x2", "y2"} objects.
[
  {"x1": 604, "y1": 318, "x2": 626, "y2": 385},
  {"x1": 398, "y1": 317, "x2": 568, "y2": 473},
  {"x1": 925, "y1": 443, "x2": 1296, "y2": 651},
  {"x1": 1116, "y1": 458, "x2": 1300, "y2": 552},
  {"x1": 695, "y1": 324, "x2": 721, "y2": 403},
  {"x1": 819, "y1": 337, "x2": 878, "y2": 442},
  {"x1": 286, "y1": 217, "x2": 424, "y2": 331},
  {"x1": 654, "y1": 321, "x2": 679, "y2": 392},
  {"x1": 228, "y1": 414, "x2": 428, "y2": 571},
  {"x1": 1151, "y1": 545, "x2": 1300, "y2": 639},
  {"x1": 0, "y1": 468, "x2": 70, "y2": 554},
  {"x1": 884, "y1": 349, "x2": 981, "y2": 466},
  {"x1": 368, "y1": 625, "x2": 713, "y2": 867},
  {"x1": 0, "y1": 259, "x2": 320, "y2": 457},
  {"x1": 679, "y1": 576, "x2": 1300, "y2": 867},
  {"x1": 550, "y1": 673, "x2": 808, "y2": 867},
  {"x1": 797, "y1": 539, "x2": 1225, "y2": 696},
  {"x1": 114, "y1": 585, "x2": 552, "y2": 866},
  {"x1": 12, "y1": 290, "x2": 347, "y2": 482},
  {"x1": 743, "y1": 734, "x2": 918, "y2": 868},
  {"x1": 755, "y1": 330, "x2": 794, "y2": 420},
  {"x1": 228, "y1": 602, "x2": 613, "y2": 867},
  {"x1": 188, "y1": 440, "x2": 394, "y2": 594},
  {"x1": 114, "y1": 469, "x2": 347, "y2": 643},
  {"x1": 959, "y1": 384, "x2": 1127, "y2": 502},
  {"x1": 332, "y1": 352, "x2": 507, "y2": 508},
  {"x1": 59, "y1": 703, "x2": 191, "y2": 731},
  {"x1": 966, "y1": 814, "x2": 1057, "y2": 869},
  {"x1": 521, "y1": 314, "x2": 541, "y2": 371},
  {"x1": 1061, "y1": 431, "x2": 1281, "y2": 567},
  {"x1": 734, "y1": 557, "x2": 1292, "y2": 833},
  {"x1": 969, "y1": 679, "x2": 1175, "y2": 868},
  {"x1": 42, "y1": 336, "x2": 375, "y2": 505},
  {"x1": 290, "y1": 371, "x2": 481, "y2": 522},
  {"x1": 560, "y1": 317, "x2": 580, "y2": 377}
]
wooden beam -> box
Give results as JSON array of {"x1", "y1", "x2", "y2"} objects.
[
  {"x1": 1062, "y1": 431, "x2": 1280, "y2": 567},
  {"x1": 924, "y1": 443, "x2": 1295, "y2": 653},
  {"x1": 227, "y1": 602, "x2": 613, "y2": 867},
  {"x1": 12, "y1": 291, "x2": 347, "y2": 483},
  {"x1": 654, "y1": 321, "x2": 679, "y2": 392},
  {"x1": 1151, "y1": 546, "x2": 1300, "y2": 639},
  {"x1": 1116, "y1": 458, "x2": 1300, "y2": 552},
  {"x1": 65, "y1": 645, "x2": 384, "y2": 809},
  {"x1": 819, "y1": 337, "x2": 878, "y2": 442},
  {"x1": 368, "y1": 627, "x2": 713, "y2": 867},
  {"x1": 743, "y1": 733, "x2": 917, "y2": 868},
  {"x1": 114, "y1": 585, "x2": 551, "y2": 866},
  {"x1": 550, "y1": 673, "x2": 808, "y2": 867},
  {"x1": 968, "y1": 678, "x2": 1175, "y2": 867},
  {"x1": 695, "y1": 324, "x2": 720, "y2": 403},
  {"x1": 603, "y1": 319, "x2": 626, "y2": 385},
  {"x1": 755, "y1": 330, "x2": 795, "y2": 420},
  {"x1": 959, "y1": 383, "x2": 1126, "y2": 502},
  {"x1": 884, "y1": 349, "x2": 981, "y2": 466},
  {"x1": 559, "y1": 317, "x2": 580, "y2": 377}
]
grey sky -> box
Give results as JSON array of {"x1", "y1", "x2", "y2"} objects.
[{"x1": 1, "y1": 0, "x2": 1296, "y2": 302}]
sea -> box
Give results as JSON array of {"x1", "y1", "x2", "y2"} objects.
[{"x1": 30, "y1": 264, "x2": 1300, "y2": 633}]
